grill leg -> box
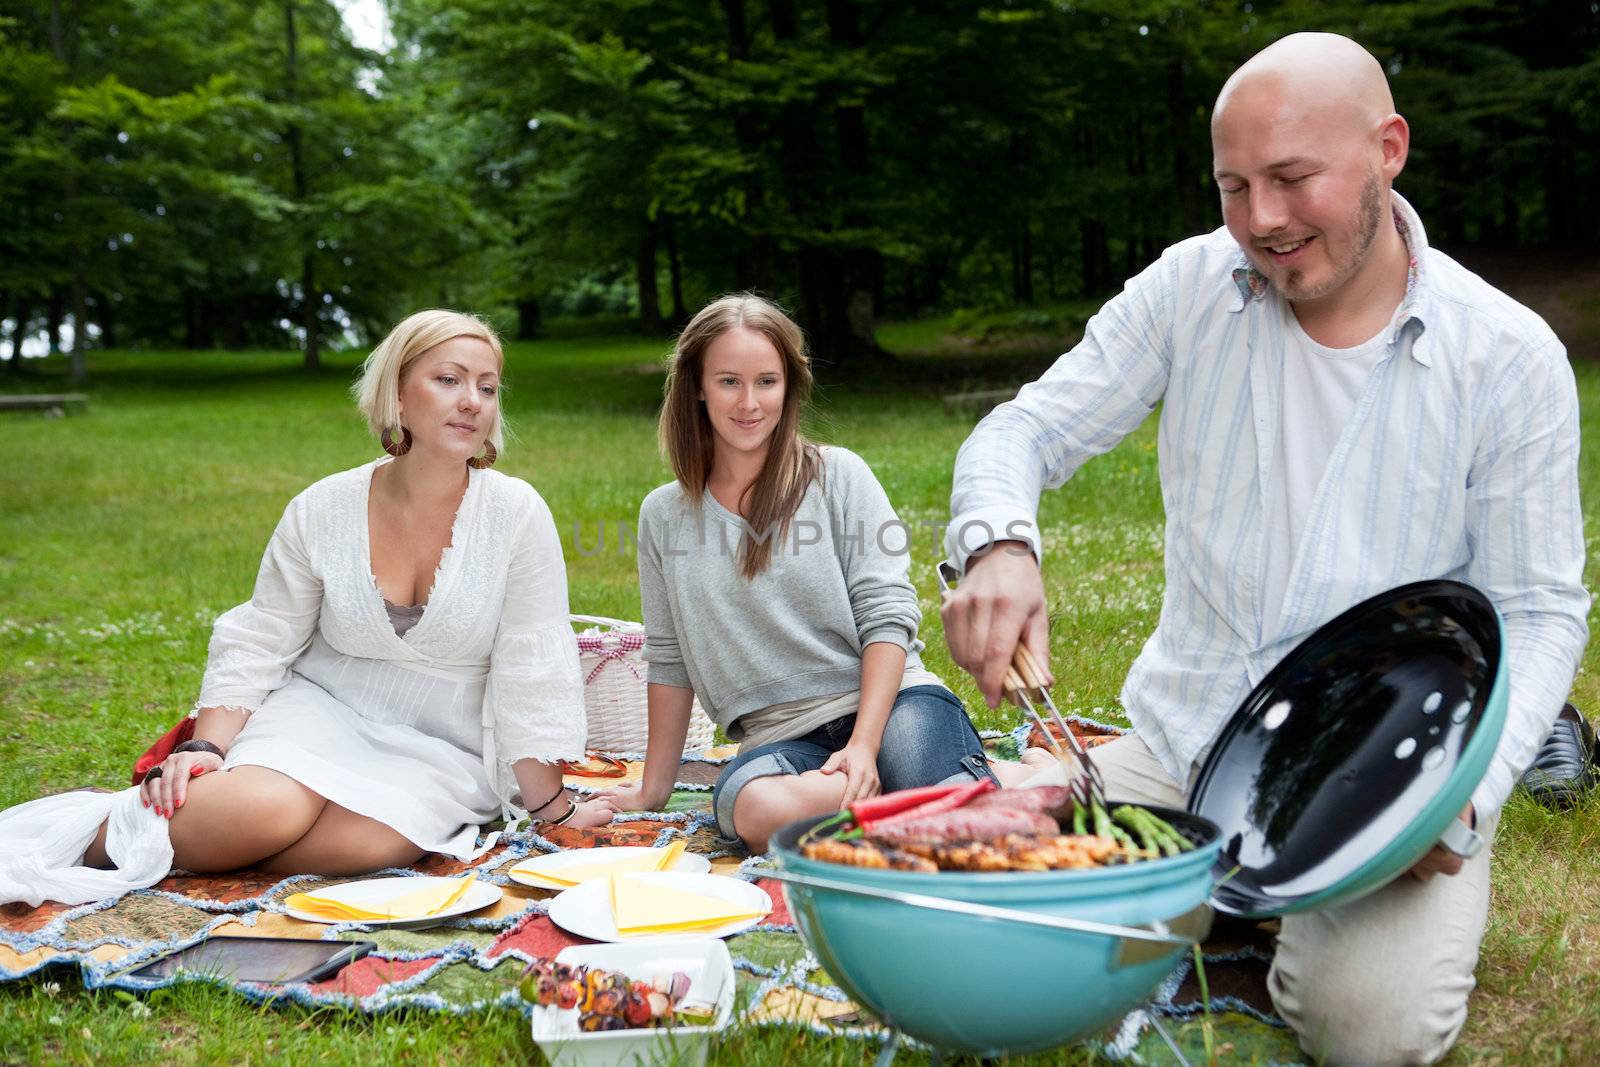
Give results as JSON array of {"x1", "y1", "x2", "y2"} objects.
[{"x1": 872, "y1": 1028, "x2": 900, "y2": 1067}]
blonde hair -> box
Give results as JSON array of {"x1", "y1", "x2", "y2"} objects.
[
  {"x1": 660, "y1": 294, "x2": 819, "y2": 579},
  {"x1": 354, "y1": 309, "x2": 507, "y2": 452}
]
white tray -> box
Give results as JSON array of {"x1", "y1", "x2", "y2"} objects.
[{"x1": 531, "y1": 939, "x2": 735, "y2": 1067}]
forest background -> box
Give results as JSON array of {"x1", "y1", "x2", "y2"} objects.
[{"x1": 3, "y1": 0, "x2": 1599, "y2": 377}]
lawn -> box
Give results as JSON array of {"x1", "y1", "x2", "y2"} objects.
[{"x1": 1, "y1": 325, "x2": 1597, "y2": 1064}]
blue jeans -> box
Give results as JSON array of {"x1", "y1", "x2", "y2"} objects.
[{"x1": 712, "y1": 685, "x2": 994, "y2": 841}]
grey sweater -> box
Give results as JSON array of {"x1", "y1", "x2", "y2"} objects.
[{"x1": 637, "y1": 446, "x2": 926, "y2": 732}]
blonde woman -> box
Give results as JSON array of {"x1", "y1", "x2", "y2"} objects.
[
  {"x1": 0, "y1": 310, "x2": 613, "y2": 907},
  {"x1": 598, "y1": 295, "x2": 1042, "y2": 853}
]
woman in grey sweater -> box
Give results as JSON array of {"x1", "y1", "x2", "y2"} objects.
[{"x1": 598, "y1": 295, "x2": 1040, "y2": 852}]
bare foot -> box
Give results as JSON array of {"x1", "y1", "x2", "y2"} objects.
[
  {"x1": 564, "y1": 797, "x2": 618, "y2": 829},
  {"x1": 989, "y1": 757, "x2": 1053, "y2": 787},
  {"x1": 1020, "y1": 746, "x2": 1058, "y2": 771}
]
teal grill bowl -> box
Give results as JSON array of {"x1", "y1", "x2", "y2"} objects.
[{"x1": 769, "y1": 805, "x2": 1220, "y2": 1056}]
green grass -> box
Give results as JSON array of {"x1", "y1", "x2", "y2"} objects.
[{"x1": 2, "y1": 329, "x2": 1598, "y2": 1063}]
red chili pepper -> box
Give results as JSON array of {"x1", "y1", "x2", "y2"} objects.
[
  {"x1": 848, "y1": 783, "x2": 966, "y2": 825},
  {"x1": 861, "y1": 778, "x2": 995, "y2": 831}
]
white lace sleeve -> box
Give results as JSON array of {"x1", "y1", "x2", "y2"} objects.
[
  {"x1": 194, "y1": 494, "x2": 322, "y2": 713},
  {"x1": 484, "y1": 495, "x2": 587, "y2": 773}
]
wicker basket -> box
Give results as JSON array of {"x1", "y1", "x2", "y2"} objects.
[{"x1": 571, "y1": 614, "x2": 718, "y2": 755}]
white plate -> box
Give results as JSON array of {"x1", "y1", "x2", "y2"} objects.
[
  {"x1": 547, "y1": 871, "x2": 771, "y2": 943},
  {"x1": 508, "y1": 846, "x2": 711, "y2": 890},
  {"x1": 283, "y1": 876, "x2": 502, "y2": 929}
]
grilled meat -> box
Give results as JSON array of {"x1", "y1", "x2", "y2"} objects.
[
  {"x1": 867, "y1": 805, "x2": 1057, "y2": 844},
  {"x1": 801, "y1": 838, "x2": 939, "y2": 872},
  {"x1": 966, "y1": 785, "x2": 1075, "y2": 813},
  {"x1": 871, "y1": 833, "x2": 1124, "y2": 872}
]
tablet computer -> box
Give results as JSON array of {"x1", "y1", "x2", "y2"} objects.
[{"x1": 127, "y1": 936, "x2": 375, "y2": 984}]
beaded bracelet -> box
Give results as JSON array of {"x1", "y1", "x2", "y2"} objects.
[
  {"x1": 173, "y1": 739, "x2": 226, "y2": 760},
  {"x1": 526, "y1": 782, "x2": 567, "y2": 819}
]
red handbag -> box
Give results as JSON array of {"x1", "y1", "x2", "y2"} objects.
[{"x1": 131, "y1": 715, "x2": 196, "y2": 785}]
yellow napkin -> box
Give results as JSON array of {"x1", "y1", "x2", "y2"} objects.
[
  {"x1": 284, "y1": 875, "x2": 476, "y2": 922},
  {"x1": 512, "y1": 840, "x2": 687, "y2": 889},
  {"x1": 608, "y1": 873, "x2": 769, "y2": 937}
]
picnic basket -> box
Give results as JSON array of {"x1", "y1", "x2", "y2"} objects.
[{"x1": 571, "y1": 614, "x2": 717, "y2": 755}]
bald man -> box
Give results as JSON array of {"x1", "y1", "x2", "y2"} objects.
[{"x1": 942, "y1": 32, "x2": 1587, "y2": 1066}]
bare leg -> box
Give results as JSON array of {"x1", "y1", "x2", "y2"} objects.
[
  {"x1": 166, "y1": 767, "x2": 329, "y2": 872},
  {"x1": 85, "y1": 821, "x2": 112, "y2": 868},
  {"x1": 731, "y1": 770, "x2": 848, "y2": 854},
  {"x1": 82, "y1": 766, "x2": 326, "y2": 872},
  {"x1": 258, "y1": 802, "x2": 426, "y2": 875}
]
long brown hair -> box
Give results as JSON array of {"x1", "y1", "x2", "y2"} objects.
[{"x1": 660, "y1": 294, "x2": 819, "y2": 579}]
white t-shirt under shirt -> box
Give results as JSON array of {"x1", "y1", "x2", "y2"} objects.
[{"x1": 1259, "y1": 303, "x2": 1401, "y2": 629}]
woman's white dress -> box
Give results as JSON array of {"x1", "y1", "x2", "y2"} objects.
[{"x1": 0, "y1": 458, "x2": 586, "y2": 905}]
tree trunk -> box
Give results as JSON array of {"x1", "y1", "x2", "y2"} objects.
[
  {"x1": 46, "y1": 292, "x2": 64, "y2": 354},
  {"x1": 5, "y1": 296, "x2": 24, "y2": 370},
  {"x1": 516, "y1": 297, "x2": 543, "y2": 341},
  {"x1": 1123, "y1": 112, "x2": 1148, "y2": 280},
  {"x1": 724, "y1": 0, "x2": 774, "y2": 292},
  {"x1": 68, "y1": 276, "x2": 88, "y2": 384},
  {"x1": 1, "y1": 290, "x2": 13, "y2": 372},
  {"x1": 284, "y1": 0, "x2": 319, "y2": 370},
  {"x1": 666, "y1": 221, "x2": 687, "y2": 324},
  {"x1": 635, "y1": 226, "x2": 662, "y2": 333},
  {"x1": 1167, "y1": 57, "x2": 1203, "y2": 238},
  {"x1": 1077, "y1": 121, "x2": 1110, "y2": 297},
  {"x1": 183, "y1": 292, "x2": 219, "y2": 349},
  {"x1": 96, "y1": 295, "x2": 117, "y2": 350},
  {"x1": 1012, "y1": 222, "x2": 1034, "y2": 304},
  {"x1": 801, "y1": 0, "x2": 890, "y2": 378},
  {"x1": 50, "y1": 0, "x2": 86, "y2": 379}
]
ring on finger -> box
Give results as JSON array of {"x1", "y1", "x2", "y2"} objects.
[{"x1": 145, "y1": 766, "x2": 164, "y2": 782}]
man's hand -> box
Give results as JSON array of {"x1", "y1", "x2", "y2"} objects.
[
  {"x1": 940, "y1": 542, "x2": 1051, "y2": 708},
  {"x1": 1407, "y1": 804, "x2": 1475, "y2": 882}
]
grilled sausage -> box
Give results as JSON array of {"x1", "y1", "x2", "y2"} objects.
[{"x1": 866, "y1": 806, "x2": 1057, "y2": 844}]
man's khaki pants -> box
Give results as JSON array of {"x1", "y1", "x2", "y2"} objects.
[{"x1": 1091, "y1": 734, "x2": 1494, "y2": 1067}]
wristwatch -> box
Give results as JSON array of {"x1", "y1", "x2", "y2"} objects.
[{"x1": 1437, "y1": 817, "x2": 1484, "y2": 859}]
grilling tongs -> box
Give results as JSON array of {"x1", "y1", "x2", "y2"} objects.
[{"x1": 937, "y1": 560, "x2": 1109, "y2": 809}]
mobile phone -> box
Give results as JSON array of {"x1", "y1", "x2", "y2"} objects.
[{"x1": 126, "y1": 936, "x2": 375, "y2": 984}]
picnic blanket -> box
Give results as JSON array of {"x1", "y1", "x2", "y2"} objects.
[{"x1": 0, "y1": 726, "x2": 1306, "y2": 1064}]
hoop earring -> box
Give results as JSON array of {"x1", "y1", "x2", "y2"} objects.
[
  {"x1": 467, "y1": 441, "x2": 497, "y2": 470},
  {"x1": 381, "y1": 427, "x2": 413, "y2": 457}
]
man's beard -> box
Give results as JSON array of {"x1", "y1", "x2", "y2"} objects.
[{"x1": 1282, "y1": 170, "x2": 1385, "y2": 302}]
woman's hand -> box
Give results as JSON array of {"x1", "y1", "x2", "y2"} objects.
[
  {"x1": 141, "y1": 749, "x2": 224, "y2": 818},
  {"x1": 819, "y1": 742, "x2": 881, "y2": 808},
  {"x1": 593, "y1": 781, "x2": 672, "y2": 814}
]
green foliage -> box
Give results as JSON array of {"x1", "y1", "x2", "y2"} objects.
[{"x1": 2, "y1": 1, "x2": 1598, "y2": 364}]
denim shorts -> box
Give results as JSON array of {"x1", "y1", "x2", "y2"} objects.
[{"x1": 712, "y1": 685, "x2": 994, "y2": 842}]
